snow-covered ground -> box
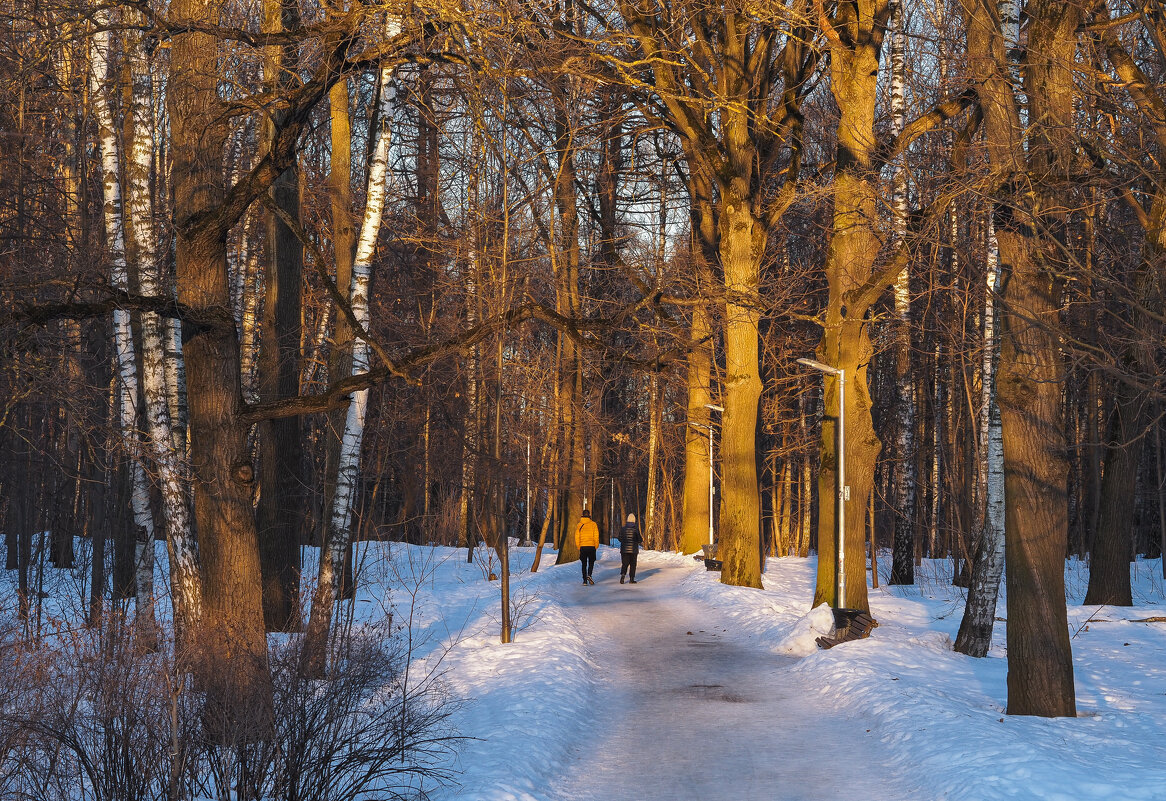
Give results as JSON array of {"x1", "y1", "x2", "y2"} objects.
[
  {"x1": 5, "y1": 541, "x2": 1166, "y2": 800},
  {"x1": 364, "y1": 544, "x2": 1166, "y2": 801}
]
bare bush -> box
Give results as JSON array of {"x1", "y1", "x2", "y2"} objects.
[
  {"x1": 0, "y1": 612, "x2": 459, "y2": 801},
  {"x1": 1, "y1": 617, "x2": 186, "y2": 801}
]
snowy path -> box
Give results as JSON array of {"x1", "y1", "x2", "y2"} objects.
[{"x1": 551, "y1": 560, "x2": 924, "y2": 801}]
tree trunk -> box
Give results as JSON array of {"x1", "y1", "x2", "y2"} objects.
[
  {"x1": 168, "y1": 0, "x2": 272, "y2": 727},
  {"x1": 1000, "y1": 0, "x2": 1078, "y2": 718},
  {"x1": 125, "y1": 32, "x2": 201, "y2": 643},
  {"x1": 799, "y1": 390, "x2": 814, "y2": 558},
  {"x1": 89, "y1": 15, "x2": 160, "y2": 643},
  {"x1": 888, "y1": 0, "x2": 916, "y2": 587},
  {"x1": 958, "y1": 0, "x2": 1077, "y2": 715},
  {"x1": 1157, "y1": 419, "x2": 1166, "y2": 580},
  {"x1": 645, "y1": 370, "x2": 661, "y2": 548},
  {"x1": 1084, "y1": 380, "x2": 1145, "y2": 606},
  {"x1": 717, "y1": 197, "x2": 764, "y2": 589},
  {"x1": 461, "y1": 250, "x2": 481, "y2": 561},
  {"x1": 552, "y1": 88, "x2": 585, "y2": 566},
  {"x1": 682, "y1": 305, "x2": 713, "y2": 554},
  {"x1": 955, "y1": 392, "x2": 1005, "y2": 656},
  {"x1": 812, "y1": 10, "x2": 889, "y2": 611},
  {"x1": 256, "y1": 0, "x2": 305, "y2": 632},
  {"x1": 956, "y1": 225, "x2": 1005, "y2": 655},
  {"x1": 302, "y1": 54, "x2": 396, "y2": 677}
]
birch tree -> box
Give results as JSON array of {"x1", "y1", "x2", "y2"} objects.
[
  {"x1": 888, "y1": 0, "x2": 917, "y2": 587},
  {"x1": 955, "y1": 219, "x2": 1005, "y2": 656},
  {"x1": 124, "y1": 30, "x2": 202, "y2": 640},
  {"x1": 88, "y1": 13, "x2": 158, "y2": 642},
  {"x1": 303, "y1": 48, "x2": 397, "y2": 676}
]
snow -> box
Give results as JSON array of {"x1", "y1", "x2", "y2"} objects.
[
  {"x1": 5, "y1": 542, "x2": 1166, "y2": 799},
  {"x1": 371, "y1": 545, "x2": 1166, "y2": 801}
]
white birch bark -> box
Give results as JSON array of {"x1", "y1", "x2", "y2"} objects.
[
  {"x1": 889, "y1": 0, "x2": 917, "y2": 584},
  {"x1": 955, "y1": 217, "x2": 1006, "y2": 656},
  {"x1": 301, "y1": 303, "x2": 334, "y2": 389},
  {"x1": 124, "y1": 34, "x2": 202, "y2": 632},
  {"x1": 89, "y1": 14, "x2": 157, "y2": 638},
  {"x1": 320, "y1": 55, "x2": 397, "y2": 603},
  {"x1": 164, "y1": 318, "x2": 187, "y2": 452},
  {"x1": 238, "y1": 224, "x2": 262, "y2": 403}
]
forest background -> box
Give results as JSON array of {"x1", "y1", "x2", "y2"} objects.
[{"x1": 0, "y1": 0, "x2": 1164, "y2": 786}]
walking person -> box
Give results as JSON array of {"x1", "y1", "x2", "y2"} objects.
[
  {"x1": 619, "y1": 513, "x2": 643, "y2": 584},
  {"x1": 576, "y1": 509, "x2": 599, "y2": 585}
]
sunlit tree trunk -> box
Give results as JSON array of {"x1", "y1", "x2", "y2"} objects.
[
  {"x1": 717, "y1": 194, "x2": 765, "y2": 588},
  {"x1": 645, "y1": 370, "x2": 661, "y2": 547},
  {"x1": 552, "y1": 84, "x2": 585, "y2": 566},
  {"x1": 460, "y1": 255, "x2": 480, "y2": 561},
  {"x1": 682, "y1": 304, "x2": 713, "y2": 554},
  {"x1": 799, "y1": 390, "x2": 813, "y2": 558},
  {"x1": 812, "y1": 0, "x2": 891, "y2": 611},
  {"x1": 959, "y1": 0, "x2": 1077, "y2": 716},
  {"x1": 323, "y1": 72, "x2": 356, "y2": 590}
]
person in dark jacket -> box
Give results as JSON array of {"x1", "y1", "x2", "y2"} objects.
[{"x1": 619, "y1": 513, "x2": 643, "y2": 584}]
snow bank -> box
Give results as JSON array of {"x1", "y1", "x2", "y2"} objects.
[{"x1": 6, "y1": 538, "x2": 1166, "y2": 800}]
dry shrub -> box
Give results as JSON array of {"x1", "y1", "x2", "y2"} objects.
[{"x1": 0, "y1": 609, "x2": 459, "y2": 801}]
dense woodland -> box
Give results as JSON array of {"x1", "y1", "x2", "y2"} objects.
[{"x1": 1, "y1": 0, "x2": 1165, "y2": 788}]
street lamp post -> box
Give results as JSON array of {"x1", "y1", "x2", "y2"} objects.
[{"x1": 796, "y1": 358, "x2": 848, "y2": 610}]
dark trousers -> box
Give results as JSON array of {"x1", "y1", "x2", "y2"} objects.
[
  {"x1": 580, "y1": 546, "x2": 596, "y2": 579},
  {"x1": 621, "y1": 552, "x2": 638, "y2": 579}
]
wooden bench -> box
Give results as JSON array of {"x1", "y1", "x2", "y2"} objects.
[{"x1": 815, "y1": 610, "x2": 878, "y2": 649}]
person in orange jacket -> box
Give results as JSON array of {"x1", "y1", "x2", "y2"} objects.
[{"x1": 575, "y1": 509, "x2": 599, "y2": 585}]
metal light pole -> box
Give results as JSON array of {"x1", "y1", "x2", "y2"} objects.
[{"x1": 797, "y1": 358, "x2": 847, "y2": 609}]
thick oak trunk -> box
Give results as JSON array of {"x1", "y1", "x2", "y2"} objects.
[
  {"x1": 717, "y1": 200, "x2": 764, "y2": 588},
  {"x1": 812, "y1": 17, "x2": 887, "y2": 612},
  {"x1": 168, "y1": 0, "x2": 272, "y2": 726}
]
